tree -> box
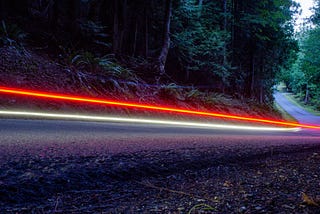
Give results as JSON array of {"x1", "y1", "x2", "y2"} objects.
[
  {"x1": 158, "y1": 0, "x2": 172, "y2": 74},
  {"x1": 0, "y1": 0, "x2": 299, "y2": 104},
  {"x1": 279, "y1": 12, "x2": 320, "y2": 109},
  {"x1": 230, "y1": 0, "x2": 298, "y2": 102},
  {"x1": 170, "y1": 0, "x2": 230, "y2": 89}
]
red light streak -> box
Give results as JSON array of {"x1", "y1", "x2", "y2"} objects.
[{"x1": 0, "y1": 86, "x2": 319, "y2": 130}]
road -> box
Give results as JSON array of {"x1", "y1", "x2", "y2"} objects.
[
  {"x1": 1, "y1": 94, "x2": 320, "y2": 213},
  {"x1": 0, "y1": 118, "x2": 319, "y2": 163},
  {"x1": 0, "y1": 92, "x2": 319, "y2": 161},
  {"x1": 274, "y1": 92, "x2": 320, "y2": 125}
]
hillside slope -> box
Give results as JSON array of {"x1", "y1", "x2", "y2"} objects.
[{"x1": 0, "y1": 45, "x2": 283, "y2": 124}]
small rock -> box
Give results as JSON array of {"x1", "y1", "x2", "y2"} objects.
[
  {"x1": 226, "y1": 203, "x2": 232, "y2": 209},
  {"x1": 239, "y1": 206, "x2": 247, "y2": 212},
  {"x1": 255, "y1": 206, "x2": 263, "y2": 210},
  {"x1": 282, "y1": 204, "x2": 295, "y2": 209}
]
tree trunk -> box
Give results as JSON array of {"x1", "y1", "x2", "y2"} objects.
[
  {"x1": 231, "y1": 0, "x2": 237, "y2": 56},
  {"x1": 223, "y1": 0, "x2": 227, "y2": 30},
  {"x1": 305, "y1": 84, "x2": 309, "y2": 104},
  {"x1": 132, "y1": 21, "x2": 138, "y2": 56},
  {"x1": 0, "y1": 0, "x2": 5, "y2": 20},
  {"x1": 158, "y1": 0, "x2": 172, "y2": 74},
  {"x1": 120, "y1": 0, "x2": 128, "y2": 53},
  {"x1": 250, "y1": 56, "x2": 255, "y2": 98},
  {"x1": 113, "y1": 0, "x2": 120, "y2": 55},
  {"x1": 144, "y1": 6, "x2": 149, "y2": 57},
  {"x1": 259, "y1": 84, "x2": 263, "y2": 104},
  {"x1": 89, "y1": 0, "x2": 103, "y2": 21},
  {"x1": 260, "y1": 59, "x2": 266, "y2": 103},
  {"x1": 197, "y1": 0, "x2": 203, "y2": 17},
  {"x1": 223, "y1": 0, "x2": 228, "y2": 66},
  {"x1": 69, "y1": 0, "x2": 80, "y2": 37},
  {"x1": 48, "y1": 0, "x2": 58, "y2": 33}
]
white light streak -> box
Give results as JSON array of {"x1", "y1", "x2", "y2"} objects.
[{"x1": 0, "y1": 110, "x2": 301, "y2": 132}]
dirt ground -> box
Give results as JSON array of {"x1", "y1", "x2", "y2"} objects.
[{"x1": 1, "y1": 143, "x2": 320, "y2": 213}]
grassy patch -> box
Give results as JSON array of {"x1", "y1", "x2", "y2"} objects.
[
  {"x1": 273, "y1": 102, "x2": 297, "y2": 122},
  {"x1": 284, "y1": 93, "x2": 320, "y2": 116}
]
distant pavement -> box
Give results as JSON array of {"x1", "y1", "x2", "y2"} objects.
[{"x1": 274, "y1": 92, "x2": 320, "y2": 125}]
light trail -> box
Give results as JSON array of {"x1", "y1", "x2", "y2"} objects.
[
  {"x1": 0, "y1": 86, "x2": 319, "y2": 130},
  {"x1": 0, "y1": 110, "x2": 300, "y2": 132}
]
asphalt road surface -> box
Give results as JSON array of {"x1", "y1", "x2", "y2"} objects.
[
  {"x1": 274, "y1": 92, "x2": 320, "y2": 125},
  {"x1": 1, "y1": 92, "x2": 320, "y2": 213},
  {"x1": 0, "y1": 100, "x2": 320, "y2": 162}
]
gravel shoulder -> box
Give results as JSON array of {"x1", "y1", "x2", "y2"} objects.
[{"x1": 1, "y1": 142, "x2": 320, "y2": 213}]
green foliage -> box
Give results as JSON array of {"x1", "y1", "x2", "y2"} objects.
[
  {"x1": 170, "y1": 0, "x2": 298, "y2": 103},
  {"x1": 59, "y1": 46, "x2": 82, "y2": 67},
  {"x1": 74, "y1": 52, "x2": 99, "y2": 70},
  {"x1": 0, "y1": 0, "x2": 300, "y2": 104},
  {"x1": 311, "y1": 0, "x2": 320, "y2": 25},
  {"x1": 188, "y1": 203, "x2": 216, "y2": 214},
  {"x1": 99, "y1": 55, "x2": 139, "y2": 81},
  {"x1": 186, "y1": 89, "x2": 204, "y2": 102},
  {"x1": 235, "y1": 0, "x2": 297, "y2": 102},
  {"x1": 157, "y1": 83, "x2": 185, "y2": 101},
  {"x1": 172, "y1": 0, "x2": 231, "y2": 84},
  {"x1": 280, "y1": 26, "x2": 320, "y2": 109},
  {"x1": 59, "y1": 48, "x2": 139, "y2": 82}
]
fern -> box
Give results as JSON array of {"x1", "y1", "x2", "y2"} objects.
[
  {"x1": 158, "y1": 83, "x2": 186, "y2": 101},
  {"x1": 188, "y1": 203, "x2": 216, "y2": 214},
  {"x1": 186, "y1": 89, "x2": 204, "y2": 101},
  {"x1": 99, "y1": 55, "x2": 139, "y2": 81}
]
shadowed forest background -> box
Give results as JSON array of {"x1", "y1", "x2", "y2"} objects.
[
  {"x1": 0, "y1": 0, "x2": 319, "y2": 110},
  {"x1": 2, "y1": 2, "x2": 320, "y2": 213}
]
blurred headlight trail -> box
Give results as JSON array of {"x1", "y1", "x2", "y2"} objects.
[
  {"x1": 0, "y1": 86, "x2": 319, "y2": 130},
  {"x1": 0, "y1": 110, "x2": 300, "y2": 132}
]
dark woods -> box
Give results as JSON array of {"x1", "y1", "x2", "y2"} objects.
[{"x1": 0, "y1": 0, "x2": 298, "y2": 103}]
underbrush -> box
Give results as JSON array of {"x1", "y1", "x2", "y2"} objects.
[
  {"x1": 286, "y1": 93, "x2": 320, "y2": 116},
  {"x1": 0, "y1": 41, "x2": 283, "y2": 122}
]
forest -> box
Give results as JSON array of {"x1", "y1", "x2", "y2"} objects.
[
  {"x1": 2, "y1": 1, "x2": 320, "y2": 213},
  {"x1": 279, "y1": 0, "x2": 320, "y2": 111},
  {"x1": 0, "y1": 0, "x2": 301, "y2": 105}
]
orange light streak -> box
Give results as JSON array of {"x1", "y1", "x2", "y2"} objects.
[{"x1": 0, "y1": 86, "x2": 319, "y2": 130}]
